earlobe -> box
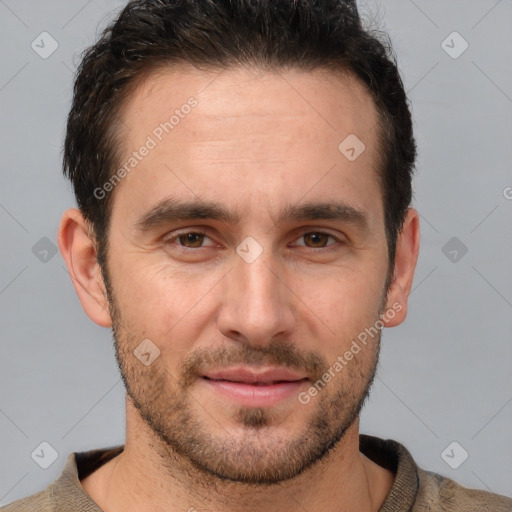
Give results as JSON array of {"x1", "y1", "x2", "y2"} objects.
[
  {"x1": 57, "y1": 208, "x2": 113, "y2": 328},
  {"x1": 382, "y1": 208, "x2": 420, "y2": 328}
]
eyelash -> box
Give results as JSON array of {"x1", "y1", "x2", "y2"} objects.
[{"x1": 164, "y1": 230, "x2": 342, "y2": 251}]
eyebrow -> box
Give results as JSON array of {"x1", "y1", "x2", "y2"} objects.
[
  {"x1": 134, "y1": 198, "x2": 238, "y2": 230},
  {"x1": 279, "y1": 202, "x2": 367, "y2": 227},
  {"x1": 133, "y1": 197, "x2": 369, "y2": 232}
]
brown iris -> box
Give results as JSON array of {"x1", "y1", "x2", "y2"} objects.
[
  {"x1": 178, "y1": 233, "x2": 205, "y2": 248},
  {"x1": 303, "y1": 232, "x2": 330, "y2": 248}
]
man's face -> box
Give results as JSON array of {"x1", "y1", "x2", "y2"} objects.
[{"x1": 102, "y1": 65, "x2": 391, "y2": 484}]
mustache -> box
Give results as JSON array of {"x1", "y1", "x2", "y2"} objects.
[{"x1": 178, "y1": 339, "x2": 328, "y2": 388}]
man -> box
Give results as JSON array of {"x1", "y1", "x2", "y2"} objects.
[{"x1": 3, "y1": 0, "x2": 511, "y2": 511}]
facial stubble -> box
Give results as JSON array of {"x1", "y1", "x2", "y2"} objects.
[{"x1": 103, "y1": 264, "x2": 386, "y2": 486}]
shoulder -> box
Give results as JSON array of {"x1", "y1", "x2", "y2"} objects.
[
  {"x1": 0, "y1": 490, "x2": 51, "y2": 511},
  {"x1": 359, "y1": 434, "x2": 512, "y2": 511},
  {"x1": 1, "y1": 446, "x2": 123, "y2": 512},
  {"x1": 414, "y1": 468, "x2": 512, "y2": 511}
]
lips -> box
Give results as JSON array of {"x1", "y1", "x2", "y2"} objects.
[
  {"x1": 202, "y1": 366, "x2": 307, "y2": 384},
  {"x1": 200, "y1": 366, "x2": 308, "y2": 407}
]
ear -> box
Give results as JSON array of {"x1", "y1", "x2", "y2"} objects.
[
  {"x1": 382, "y1": 207, "x2": 420, "y2": 327},
  {"x1": 57, "y1": 208, "x2": 112, "y2": 328}
]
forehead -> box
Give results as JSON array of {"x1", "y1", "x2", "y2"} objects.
[
  {"x1": 122, "y1": 64, "x2": 379, "y2": 143},
  {"x1": 111, "y1": 63, "x2": 383, "y2": 228}
]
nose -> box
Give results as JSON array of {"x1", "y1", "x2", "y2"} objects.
[{"x1": 217, "y1": 251, "x2": 296, "y2": 347}]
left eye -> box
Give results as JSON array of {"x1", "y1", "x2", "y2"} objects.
[
  {"x1": 167, "y1": 231, "x2": 213, "y2": 248},
  {"x1": 294, "y1": 232, "x2": 337, "y2": 248}
]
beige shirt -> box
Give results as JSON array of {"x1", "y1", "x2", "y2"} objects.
[{"x1": 2, "y1": 435, "x2": 511, "y2": 511}]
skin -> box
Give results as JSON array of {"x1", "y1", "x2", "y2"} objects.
[{"x1": 58, "y1": 64, "x2": 420, "y2": 512}]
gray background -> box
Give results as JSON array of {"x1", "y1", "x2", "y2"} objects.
[{"x1": 1, "y1": 0, "x2": 511, "y2": 505}]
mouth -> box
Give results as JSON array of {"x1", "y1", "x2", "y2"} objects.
[{"x1": 200, "y1": 367, "x2": 308, "y2": 407}]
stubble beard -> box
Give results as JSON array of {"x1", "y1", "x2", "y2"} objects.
[{"x1": 103, "y1": 265, "x2": 385, "y2": 486}]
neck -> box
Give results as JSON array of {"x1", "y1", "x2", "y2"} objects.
[{"x1": 81, "y1": 399, "x2": 394, "y2": 512}]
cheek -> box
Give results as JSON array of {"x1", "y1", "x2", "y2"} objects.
[
  {"x1": 112, "y1": 258, "x2": 223, "y2": 343},
  {"x1": 300, "y1": 271, "x2": 384, "y2": 358}
]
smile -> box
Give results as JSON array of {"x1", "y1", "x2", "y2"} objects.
[{"x1": 200, "y1": 366, "x2": 308, "y2": 407}]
